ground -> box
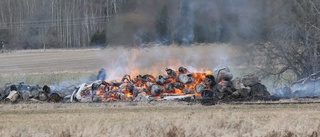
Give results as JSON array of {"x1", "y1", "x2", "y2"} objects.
[
  {"x1": 0, "y1": 46, "x2": 318, "y2": 137},
  {"x1": 0, "y1": 102, "x2": 320, "y2": 137},
  {"x1": 0, "y1": 49, "x2": 104, "y2": 75}
]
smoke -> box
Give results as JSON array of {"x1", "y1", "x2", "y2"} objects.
[
  {"x1": 97, "y1": 44, "x2": 244, "y2": 81},
  {"x1": 173, "y1": 1, "x2": 195, "y2": 44},
  {"x1": 272, "y1": 79, "x2": 320, "y2": 98},
  {"x1": 107, "y1": 0, "x2": 280, "y2": 45}
]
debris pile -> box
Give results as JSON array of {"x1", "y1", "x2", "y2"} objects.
[{"x1": 0, "y1": 67, "x2": 271, "y2": 104}]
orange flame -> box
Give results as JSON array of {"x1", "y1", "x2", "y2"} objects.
[{"x1": 81, "y1": 63, "x2": 217, "y2": 101}]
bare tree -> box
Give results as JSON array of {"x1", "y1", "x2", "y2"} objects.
[{"x1": 252, "y1": 0, "x2": 320, "y2": 85}]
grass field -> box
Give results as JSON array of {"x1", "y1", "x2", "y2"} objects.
[
  {"x1": 0, "y1": 45, "x2": 315, "y2": 137},
  {"x1": 1, "y1": 102, "x2": 320, "y2": 137}
]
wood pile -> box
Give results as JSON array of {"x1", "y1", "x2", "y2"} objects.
[
  {"x1": 0, "y1": 67, "x2": 271, "y2": 104},
  {"x1": 68, "y1": 67, "x2": 270, "y2": 103}
]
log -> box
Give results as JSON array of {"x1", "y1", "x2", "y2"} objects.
[
  {"x1": 146, "y1": 82, "x2": 154, "y2": 88},
  {"x1": 155, "y1": 75, "x2": 168, "y2": 85},
  {"x1": 250, "y1": 83, "x2": 270, "y2": 99},
  {"x1": 162, "y1": 94, "x2": 195, "y2": 101},
  {"x1": 160, "y1": 93, "x2": 182, "y2": 98},
  {"x1": 50, "y1": 93, "x2": 62, "y2": 102},
  {"x1": 215, "y1": 67, "x2": 233, "y2": 82},
  {"x1": 70, "y1": 83, "x2": 94, "y2": 102},
  {"x1": 231, "y1": 77, "x2": 242, "y2": 90},
  {"x1": 204, "y1": 75, "x2": 216, "y2": 87},
  {"x1": 231, "y1": 88, "x2": 251, "y2": 98},
  {"x1": 42, "y1": 85, "x2": 51, "y2": 94},
  {"x1": 151, "y1": 85, "x2": 164, "y2": 95},
  {"x1": 216, "y1": 81, "x2": 233, "y2": 94},
  {"x1": 21, "y1": 90, "x2": 31, "y2": 101},
  {"x1": 178, "y1": 66, "x2": 189, "y2": 74},
  {"x1": 165, "y1": 68, "x2": 177, "y2": 78},
  {"x1": 195, "y1": 83, "x2": 206, "y2": 94},
  {"x1": 6, "y1": 90, "x2": 20, "y2": 103},
  {"x1": 134, "y1": 93, "x2": 153, "y2": 102},
  {"x1": 165, "y1": 82, "x2": 184, "y2": 92},
  {"x1": 30, "y1": 88, "x2": 40, "y2": 99},
  {"x1": 165, "y1": 83, "x2": 175, "y2": 92},
  {"x1": 117, "y1": 92, "x2": 125, "y2": 100},
  {"x1": 173, "y1": 82, "x2": 183, "y2": 89},
  {"x1": 92, "y1": 95, "x2": 101, "y2": 102},
  {"x1": 126, "y1": 96, "x2": 133, "y2": 102},
  {"x1": 177, "y1": 74, "x2": 194, "y2": 84},
  {"x1": 132, "y1": 87, "x2": 146, "y2": 96},
  {"x1": 38, "y1": 91, "x2": 49, "y2": 101},
  {"x1": 241, "y1": 74, "x2": 260, "y2": 87},
  {"x1": 201, "y1": 90, "x2": 214, "y2": 98},
  {"x1": 183, "y1": 88, "x2": 195, "y2": 94},
  {"x1": 91, "y1": 80, "x2": 102, "y2": 91},
  {"x1": 231, "y1": 77, "x2": 251, "y2": 98}
]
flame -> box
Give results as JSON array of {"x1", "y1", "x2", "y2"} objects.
[
  {"x1": 78, "y1": 60, "x2": 218, "y2": 101},
  {"x1": 218, "y1": 79, "x2": 225, "y2": 84},
  {"x1": 174, "y1": 88, "x2": 183, "y2": 94},
  {"x1": 95, "y1": 84, "x2": 107, "y2": 99}
]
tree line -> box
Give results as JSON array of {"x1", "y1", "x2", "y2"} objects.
[{"x1": 0, "y1": 0, "x2": 126, "y2": 49}]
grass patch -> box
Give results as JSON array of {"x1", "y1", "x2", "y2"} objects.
[{"x1": 0, "y1": 72, "x2": 95, "y2": 86}]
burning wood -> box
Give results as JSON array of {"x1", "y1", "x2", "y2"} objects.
[
  {"x1": 1, "y1": 67, "x2": 272, "y2": 104},
  {"x1": 215, "y1": 67, "x2": 233, "y2": 82},
  {"x1": 162, "y1": 94, "x2": 195, "y2": 101},
  {"x1": 65, "y1": 67, "x2": 270, "y2": 103},
  {"x1": 177, "y1": 74, "x2": 194, "y2": 84}
]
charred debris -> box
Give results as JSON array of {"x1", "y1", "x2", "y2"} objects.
[{"x1": 0, "y1": 67, "x2": 272, "y2": 105}]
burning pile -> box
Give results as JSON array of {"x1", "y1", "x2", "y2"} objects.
[
  {"x1": 69, "y1": 67, "x2": 270, "y2": 103},
  {"x1": 0, "y1": 67, "x2": 271, "y2": 104}
]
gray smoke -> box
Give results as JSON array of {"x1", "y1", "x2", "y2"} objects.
[
  {"x1": 107, "y1": 0, "x2": 278, "y2": 45},
  {"x1": 272, "y1": 76, "x2": 320, "y2": 98},
  {"x1": 97, "y1": 44, "x2": 245, "y2": 81}
]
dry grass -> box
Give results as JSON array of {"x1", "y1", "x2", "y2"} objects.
[
  {"x1": 0, "y1": 44, "x2": 251, "y2": 86},
  {"x1": 0, "y1": 102, "x2": 320, "y2": 137}
]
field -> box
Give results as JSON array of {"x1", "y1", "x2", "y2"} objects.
[
  {"x1": 0, "y1": 45, "x2": 318, "y2": 137},
  {"x1": 1, "y1": 102, "x2": 320, "y2": 137}
]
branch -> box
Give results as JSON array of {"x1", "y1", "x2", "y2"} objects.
[
  {"x1": 309, "y1": 0, "x2": 320, "y2": 15},
  {"x1": 308, "y1": 22, "x2": 320, "y2": 32},
  {"x1": 258, "y1": 66, "x2": 290, "y2": 76}
]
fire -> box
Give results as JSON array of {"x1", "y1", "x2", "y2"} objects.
[
  {"x1": 76, "y1": 66, "x2": 228, "y2": 102},
  {"x1": 218, "y1": 79, "x2": 225, "y2": 84}
]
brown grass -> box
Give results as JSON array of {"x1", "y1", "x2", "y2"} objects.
[{"x1": 0, "y1": 102, "x2": 320, "y2": 137}]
